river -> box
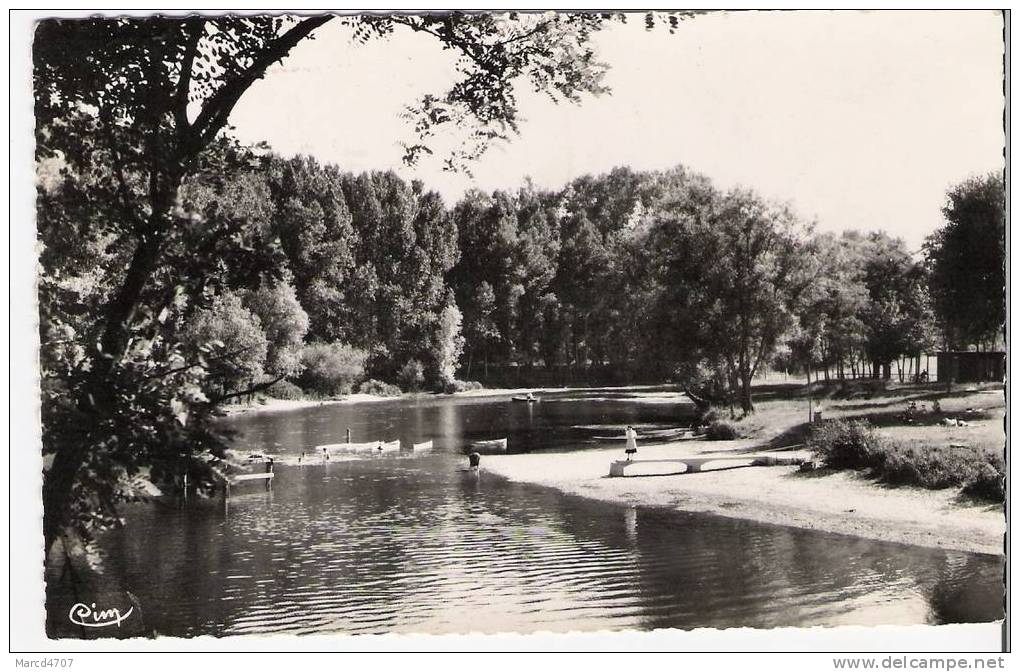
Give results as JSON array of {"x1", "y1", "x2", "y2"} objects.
[{"x1": 99, "y1": 389, "x2": 1003, "y2": 636}]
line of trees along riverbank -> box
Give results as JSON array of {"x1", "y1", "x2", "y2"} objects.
[{"x1": 41, "y1": 140, "x2": 1004, "y2": 410}]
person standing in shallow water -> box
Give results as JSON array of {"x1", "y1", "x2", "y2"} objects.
[{"x1": 625, "y1": 426, "x2": 638, "y2": 461}]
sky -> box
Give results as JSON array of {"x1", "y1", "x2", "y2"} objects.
[{"x1": 228, "y1": 10, "x2": 1005, "y2": 250}]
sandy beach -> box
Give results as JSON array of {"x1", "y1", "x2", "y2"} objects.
[
  {"x1": 485, "y1": 442, "x2": 1004, "y2": 556},
  {"x1": 485, "y1": 385, "x2": 1006, "y2": 557}
]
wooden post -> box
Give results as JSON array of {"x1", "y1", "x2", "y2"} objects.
[
  {"x1": 807, "y1": 368, "x2": 813, "y2": 424},
  {"x1": 346, "y1": 427, "x2": 352, "y2": 445}
]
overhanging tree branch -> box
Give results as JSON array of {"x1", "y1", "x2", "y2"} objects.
[
  {"x1": 174, "y1": 19, "x2": 205, "y2": 141},
  {"x1": 192, "y1": 15, "x2": 334, "y2": 147},
  {"x1": 210, "y1": 375, "x2": 286, "y2": 405}
]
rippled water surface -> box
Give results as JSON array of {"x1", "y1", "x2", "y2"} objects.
[{"x1": 102, "y1": 391, "x2": 1003, "y2": 636}]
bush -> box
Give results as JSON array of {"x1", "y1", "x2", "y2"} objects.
[
  {"x1": 880, "y1": 444, "x2": 1004, "y2": 498},
  {"x1": 266, "y1": 379, "x2": 304, "y2": 400},
  {"x1": 808, "y1": 419, "x2": 885, "y2": 469},
  {"x1": 358, "y1": 379, "x2": 402, "y2": 397},
  {"x1": 297, "y1": 342, "x2": 367, "y2": 397},
  {"x1": 962, "y1": 458, "x2": 1005, "y2": 501},
  {"x1": 397, "y1": 359, "x2": 425, "y2": 392},
  {"x1": 879, "y1": 444, "x2": 967, "y2": 489},
  {"x1": 705, "y1": 420, "x2": 739, "y2": 440},
  {"x1": 810, "y1": 419, "x2": 1005, "y2": 502},
  {"x1": 443, "y1": 379, "x2": 484, "y2": 394}
]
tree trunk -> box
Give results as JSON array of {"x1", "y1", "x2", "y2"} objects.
[
  {"x1": 43, "y1": 231, "x2": 165, "y2": 553},
  {"x1": 739, "y1": 374, "x2": 754, "y2": 414}
]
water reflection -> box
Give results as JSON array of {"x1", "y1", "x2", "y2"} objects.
[
  {"x1": 94, "y1": 393, "x2": 1002, "y2": 637},
  {"x1": 224, "y1": 390, "x2": 691, "y2": 456}
]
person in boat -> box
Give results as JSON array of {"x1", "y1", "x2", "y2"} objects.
[
  {"x1": 526, "y1": 392, "x2": 535, "y2": 401},
  {"x1": 468, "y1": 451, "x2": 481, "y2": 470},
  {"x1": 625, "y1": 426, "x2": 638, "y2": 461}
]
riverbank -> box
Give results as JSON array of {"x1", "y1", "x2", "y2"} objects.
[
  {"x1": 222, "y1": 393, "x2": 395, "y2": 415},
  {"x1": 222, "y1": 383, "x2": 687, "y2": 415},
  {"x1": 486, "y1": 383, "x2": 1005, "y2": 556}
]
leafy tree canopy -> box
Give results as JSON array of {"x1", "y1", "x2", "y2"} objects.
[{"x1": 924, "y1": 173, "x2": 1005, "y2": 349}]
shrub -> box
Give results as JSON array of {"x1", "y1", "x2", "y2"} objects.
[
  {"x1": 810, "y1": 419, "x2": 1005, "y2": 502},
  {"x1": 879, "y1": 444, "x2": 966, "y2": 489},
  {"x1": 808, "y1": 419, "x2": 885, "y2": 469},
  {"x1": 397, "y1": 359, "x2": 425, "y2": 392},
  {"x1": 443, "y1": 379, "x2": 483, "y2": 394},
  {"x1": 266, "y1": 379, "x2": 303, "y2": 400},
  {"x1": 358, "y1": 379, "x2": 402, "y2": 397},
  {"x1": 705, "y1": 420, "x2": 739, "y2": 441},
  {"x1": 297, "y1": 342, "x2": 367, "y2": 397},
  {"x1": 962, "y1": 458, "x2": 1005, "y2": 501}
]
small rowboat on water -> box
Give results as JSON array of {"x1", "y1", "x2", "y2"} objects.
[
  {"x1": 466, "y1": 438, "x2": 508, "y2": 455},
  {"x1": 511, "y1": 395, "x2": 540, "y2": 403},
  {"x1": 412, "y1": 440, "x2": 434, "y2": 452}
]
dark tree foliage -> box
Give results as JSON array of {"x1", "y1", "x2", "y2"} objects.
[
  {"x1": 854, "y1": 232, "x2": 936, "y2": 378},
  {"x1": 924, "y1": 173, "x2": 1005, "y2": 350},
  {"x1": 37, "y1": 11, "x2": 683, "y2": 550},
  {"x1": 268, "y1": 156, "x2": 356, "y2": 342},
  {"x1": 643, "y1": 184, "x2": 814, "y2": 412},
  {"x1": 37, "y1": 129, "x2": 283, "y2": 548}
]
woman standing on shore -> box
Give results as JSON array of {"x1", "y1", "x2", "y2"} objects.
[{"x1": 625, "y1": 426, "x2": 638, "y2": 461}]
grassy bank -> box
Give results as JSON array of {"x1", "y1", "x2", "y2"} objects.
[
  {"x1": 715, "y1": 380, "x2": 1005, "y2": 501},
  {"x1": 810, "y1": 418, "x2": 1003, "y2": 500},
  {"x1": 484, "y1": 381, "x2": 1005, "y2": 555}
]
